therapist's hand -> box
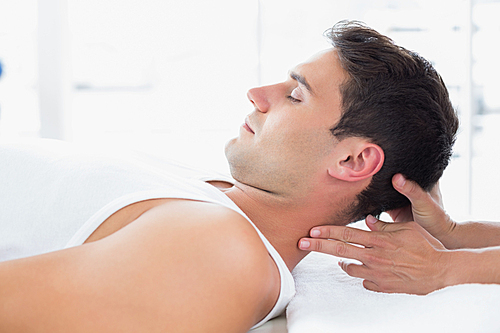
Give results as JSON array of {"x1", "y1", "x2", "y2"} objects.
[
  {"x1": 298, "y1": 216, "x2": 451, "y2": 295},
  {"x1": 389, "y1": 174, "x2": 456, "y2": 246}
]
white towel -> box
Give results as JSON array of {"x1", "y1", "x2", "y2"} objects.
[{"x1": 288, "y1": 239, "x2": 500, "y2": 332}]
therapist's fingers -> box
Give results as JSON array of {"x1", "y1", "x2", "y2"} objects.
[
  {"x1": 303, "y1": 215, "x2": 450, "y2": 294},
  {"x1": 299, "y1": 218, "x2": 400, "y2": 260},
  {"x1": 339, "y1": 260, "x2": 400, "y2": 294},
  {"x1": 338, "y1": 261, "x2": 383, "y2": 293},
  {"x1": 365, "y1": 214, "x2": 419, "y2": 234},
  {"x1": 306, "y1": 221, "x2": 388, "y2": 247},
  {"x1": 299, "y1": 237, "x2": 368, "y2": 262},
  {"x1": 364, "y1": 214, "x2": 395, "y2": 232},
  {"x1": 367, "y1": 215, "x2": 446, "y2": 249},
  {"x1": 338, "y1": 260, "x2": 369, "y2": 278},
  {"x1": 362, "y1": 280, "x2": 382, "y2": 293}
]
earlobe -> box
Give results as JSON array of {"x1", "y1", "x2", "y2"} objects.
[{"x1": 328, "y1": 143, "x2": 384, "y2": 182}]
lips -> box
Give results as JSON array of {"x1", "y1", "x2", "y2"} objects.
[{"x1": 244, "y1": 117, "x2": 255, "y2": 134}]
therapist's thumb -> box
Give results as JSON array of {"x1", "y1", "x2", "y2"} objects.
[
  {"x1": 392, "y1": 174, "x2": 438, "y2": 213},
  {"x1": 391, "y1": 174, "x2": 450, "y2": 235},
  {"x1": 365, "y1": 215, "x2": 389, "y2": 232},
  {"x1": 392, "y1": 174, "x2": 427, "y2": 203}
]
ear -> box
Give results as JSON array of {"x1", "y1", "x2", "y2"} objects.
[{"x1": 328, "y1": 139, "x2": 384, "y2": 182}]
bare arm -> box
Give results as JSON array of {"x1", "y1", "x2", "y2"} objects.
[
  {"x1": 389, "y1": 174, "x2": 500, "y2": 249},
  {"x1": 439, "y1": 221, "x2": 500, "y2": 249},
  {"x1": 0, "y1": 200, "x2": 278, "y2": 332}
]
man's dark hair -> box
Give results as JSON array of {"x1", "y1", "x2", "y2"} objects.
[{"x1": 326, "y1": 20, "x2": 459, "y2": 222}]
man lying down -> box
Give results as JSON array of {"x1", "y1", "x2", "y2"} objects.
[{"x1": 0, "y1": 21, "x2": 457, "y2": 332}]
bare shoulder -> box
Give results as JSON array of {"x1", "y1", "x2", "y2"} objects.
[
  {"x1": 119, "y1": 199, "x2": 275, "y2": 276},
  {"x1": 111, "y1": 199, "x2": 281, "y2": 329},
  {"x1": 0, "y1": 199, "x2": 280, "y2": 333}
]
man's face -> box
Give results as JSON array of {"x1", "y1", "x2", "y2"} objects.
[{"x1": 225, "y1": 48, "x2": 347, "y2": 197}]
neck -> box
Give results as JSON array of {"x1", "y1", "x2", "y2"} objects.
[{"x1": 223, "y1": 181, "x2": 348, "y2": 271}]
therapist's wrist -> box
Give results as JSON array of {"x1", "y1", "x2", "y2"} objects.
[
  {"x1": 441, "y1": 249, "x2": 490, "y2": 288},
  {"x1": 431, "y1": 216, "x2": 460, "y2": 249},
  {"x1": 435, "y1": 249, "x2": 476, "y2": 291}
]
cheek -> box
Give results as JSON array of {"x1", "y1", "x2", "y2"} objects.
[
  {"x1": 260, "y1": 116, "x2": 310, "y2": 144},
  {"x1": 260, "y1": 126, "x2": 334, "y2": 165},
  {"x1": 257, "y1": 121, "x2": 301, "y2": 153},
  {"x1": 292, "y1": 132, "x2": 334, "y2": 161},
  {"x1": 258, "y1": 114, "x2": 335, "y2": 159}
]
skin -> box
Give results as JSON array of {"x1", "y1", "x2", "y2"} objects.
[
  {"x1": 0, "y1": 200, "x2": 279, "y2": 332},
  {"x1": 224, "y1": 48, "x2": 384, "y2": 270},
  {"x1": 299, "y1": 174, "x2": 500, "y2": 295},
  {"x1": 0, "y1": 48, "x2": 382, "y2": 331},
  {"x1": 225, "y1": 49, "x2": 346, "y2": 198}
]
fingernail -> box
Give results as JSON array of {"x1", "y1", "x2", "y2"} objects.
[
  {"x1": 366, "y1": 214, "x2": 376, "y2": 224},
  {"x1": 310, "y1": 229, "x2": 321, "y2": 237},
  {"x1": 395, "y1": 174, "x2": 406, "y2": 188},
  {"x1": 299, "y1": 240, "x2": 310, "y2": 249}
]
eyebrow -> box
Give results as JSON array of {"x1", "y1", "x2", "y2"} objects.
[{"x1": 290, "y1": 71, "x2": 314, "y2": 96}]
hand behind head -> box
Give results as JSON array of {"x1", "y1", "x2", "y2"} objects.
[{"x1": 388, "y1": 174, "x2": 455, "y2": 244}]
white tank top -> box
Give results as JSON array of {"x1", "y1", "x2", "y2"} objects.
[{"x1": 0, "y1": 139, "x2": 295, "y2": 328}]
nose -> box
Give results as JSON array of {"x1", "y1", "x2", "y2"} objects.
[{"x1": 247, "y1": 86, "x2": 270, "y2": 113}]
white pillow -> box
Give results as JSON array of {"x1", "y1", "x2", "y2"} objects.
[{"x1": 288, "y1": 251, "x2": 500, "y2": 333}]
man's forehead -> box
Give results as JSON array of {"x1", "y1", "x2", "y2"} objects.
[
  {"x1": 292, "y1": 48, "x2": 336, "y2": 70},
  {"x1": 288, "y1": 70, "x2": 315, "y2": 96},
  {"x1": 290, "y1": 48, "x2": 345, "y2": 95}
]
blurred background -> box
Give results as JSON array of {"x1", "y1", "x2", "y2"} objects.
[{"x1": 0, "y1": 0, "x2": 499, "y2": 222}]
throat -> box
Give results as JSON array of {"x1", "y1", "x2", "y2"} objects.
[{"x1": 223, "y1": 183, "x2": 328, "y2": 271}]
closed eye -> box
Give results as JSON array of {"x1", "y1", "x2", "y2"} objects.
[
  {"x1": 287, "y1": 95, "x2": 301, "y2": 103},
  {"x1": 287, "y1": 86, "x2": 303, "y2": 104}
]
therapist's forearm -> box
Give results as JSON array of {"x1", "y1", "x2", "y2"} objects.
[
  {"x1": 445, "y1": 245, "x2": 500, "y2": 287},
  {"x1": 441, "y1": 221, "x2": 500, "y2": 250}
]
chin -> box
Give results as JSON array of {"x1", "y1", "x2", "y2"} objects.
[
  {"x1": 224, "y1": 136, "x2": 237, "y2": 150},
  {"x1": 224, "y1": 138, "x2": 236, "y2": 164},
  {"x1": 224, "y1": 141, "x2": 241, "y2": 177}
]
